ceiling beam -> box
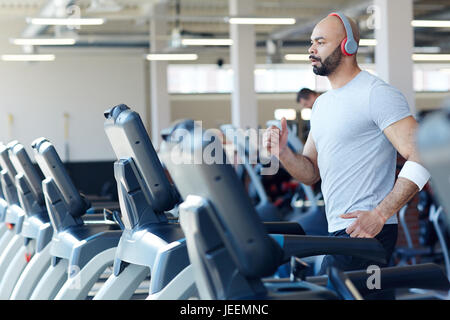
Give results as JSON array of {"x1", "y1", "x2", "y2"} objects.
[{"x1": 268, "y1": 0, "x2": 372, "y2": 41}]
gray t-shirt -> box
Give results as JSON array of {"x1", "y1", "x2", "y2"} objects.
[{"x1": 310, "y1": 70, "x2": 411, "y2": 232}]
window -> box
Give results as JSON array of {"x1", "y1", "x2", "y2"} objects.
[
  {"x1": 167, "y1": 63, "x2": 450, "y2": 94},
  {"x1": 415, "y1": 65, "x2": 450, "y2": 92}
]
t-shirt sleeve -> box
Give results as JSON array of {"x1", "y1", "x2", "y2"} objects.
[{"x1": 369, "y1": 83, "x2": 412, "y2": 131}]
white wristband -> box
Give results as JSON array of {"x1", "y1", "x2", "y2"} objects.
[{"x1": 398, "y1": 160, "x2": 430, "y2": 191}]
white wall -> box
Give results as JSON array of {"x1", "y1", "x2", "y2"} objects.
[{"x1": 0, "y1": 50, "x2": 147, "y2": 162}]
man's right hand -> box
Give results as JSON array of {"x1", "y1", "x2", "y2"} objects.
[{"x1": 262, "y1": 117, "x2": 289, "y2": 158}]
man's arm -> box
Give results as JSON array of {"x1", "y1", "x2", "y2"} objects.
[
  {"x1": 263, "y1": 118, "x2": 320, "y2": 185},
  {"x1": 279, "y1": 132, "x2": 320, "y2": 186},
  {"x1": 343, "y1": 115, "x2": 425, "y2": 238},
  {"x1": 374, "y1": 116, "x2": 421, "y2": 221}
]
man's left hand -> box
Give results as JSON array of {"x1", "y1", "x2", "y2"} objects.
[{"x1": 340, "y1": 209, "x2": 387, "y2": 238}]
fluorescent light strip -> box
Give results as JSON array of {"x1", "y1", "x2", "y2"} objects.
[
  {"x1": 28, "y1": 18, "x2": 105, "y2": 26},
  {"x1": 146, "y1": 54, "x2": 198, "y2": 61},
  {"x1": 413, "y1": 54, "x2": 450, "y2": 61},
  {"x1": 284, "y1": 54, "x2": 310, "y2": 61},
  {"x1": 11, "y1": 38, "x2": 76, "y2": 46},
  {"x1": 1, "y1": 54, "x2": 55, "y2": 62},
  {"x1": 352, "y1": 40, "x2": 440, "y2": 52},
  {"x1": 181, "y1": 38, "x2": 233, "y2": 46},
  {"x1": 358, "y1": 40, "x2": 440, "y2": 50},
  {"x1": 359, "y1": 39, "x2": 377, "y2": 46},
  {"x1": 412, "y1": 20, "x2": 450, "y2": 28},
  {"x1": 229, "y1": 17, "x2": 296, "y2": 25}
]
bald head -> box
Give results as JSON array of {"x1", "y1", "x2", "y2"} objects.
[
  {"x1": 308, "y1": 13, "x2": 360, "y2": 76},
  {"x1": 314, "y1": 14, "x2": 360, "y2": 48}
]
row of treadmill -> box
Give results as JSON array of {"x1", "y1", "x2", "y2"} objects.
[{"x1": 0, "y1": 104, "x2": 449, "y2": 300}]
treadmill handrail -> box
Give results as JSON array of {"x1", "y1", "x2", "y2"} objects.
[
  {"x1": 430, "y1": 205, "x2": 450, "y2": 281},
  {"x1": 328, "y1": 267, "x2": 363, "y2": 300},
  {"x1": 308, "y1": 262, "x2": 450, "y2": 294},
  {"x1": 280, "y1": 234, "x2": 386, "y2": 263}
]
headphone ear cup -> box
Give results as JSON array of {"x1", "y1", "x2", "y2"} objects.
[{"x1": 341, "y1": 37, "x2": 353, "y2": 56}]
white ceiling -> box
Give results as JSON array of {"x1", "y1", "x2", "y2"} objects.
[{"x1": 0, "y1": 0, "x2": 448, "y2": 55}]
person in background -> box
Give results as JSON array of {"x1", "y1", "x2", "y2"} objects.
[{"x1": 296, "y1": 88, "x2": 321, "y2": 143}]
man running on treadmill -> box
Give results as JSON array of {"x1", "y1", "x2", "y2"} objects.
[{"x1": 263, "y1": 13, "x2": 430, "y2": 274}]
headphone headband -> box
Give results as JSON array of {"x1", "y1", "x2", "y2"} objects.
[{"x1": 328, "y1": 12, "x2": 358, "y2": 55}]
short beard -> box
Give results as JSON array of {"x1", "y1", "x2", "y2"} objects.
[{"x1": 312, "y1": 44, "x2": 343, "y2": 76}]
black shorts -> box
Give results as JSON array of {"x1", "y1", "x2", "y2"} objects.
[{"x1": 318, "y1": 224, "x2": 398, "y2": 275}]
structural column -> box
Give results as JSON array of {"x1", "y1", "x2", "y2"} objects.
[
  {"x1": 374, "y1": 0, "x2": 415, "y2": 113},
  {"x1": 229, "y1": 0, "x2": 258, "y2": 129},
  {"x1": 150, "y1": 2, "x2": 170, "y2": 147}
]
